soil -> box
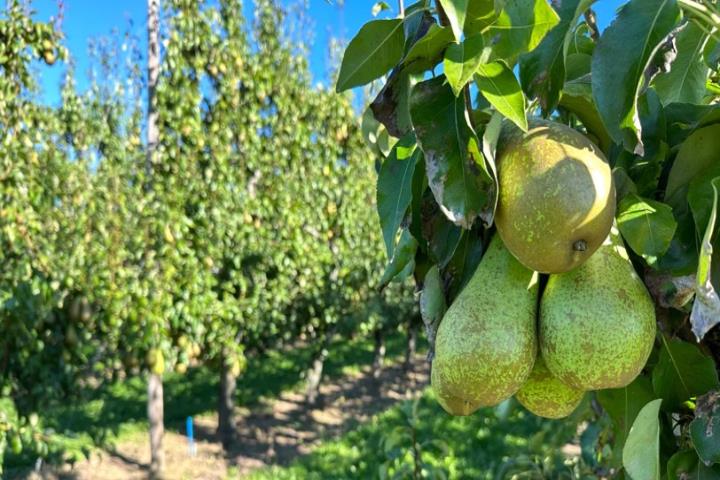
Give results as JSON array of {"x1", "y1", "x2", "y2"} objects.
[{"x1": 19, "y1": 358, "x2": 430, "y2": 480}]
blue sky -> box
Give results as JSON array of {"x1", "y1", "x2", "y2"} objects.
[{"x1": 28, "y1": 0, "x2": 625, "y2": 105}]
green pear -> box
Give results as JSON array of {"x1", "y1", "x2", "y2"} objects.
[
  {"x1": 432, "y1": 365, "x2": 481, "y2": 416},
  {"x1": 432, "y1": 235, "x2": 538, "y2": 412},
  {"x1": 516, "y1": 355, "x2": 584, "y2": 419},
  {"x1": 495, "y1": 119, "x2": 616, "y2": 273},
  {"x1": 540, "y1": 238, "x2": 656, "y2": 390}
]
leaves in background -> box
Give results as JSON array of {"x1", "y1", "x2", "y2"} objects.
[
  {"x1": 475, "y1": 62, "x2": 528, "y2": 131},
  {"x1": 651, "y1": 337, "x2": 719, "y2": 411},
  {"x1": 623, "y1": 398, "x2": 663, "y2": 480},
  {"x1": 591, "y1": 0, "x2": 681, "y2": 155},
  {"x1": 690, "y1": 178, "x2": 720, "y2": 340},
  {"x1": 653, "y1": 22, "x2": 710, "y2": 106},
  {"x1": 377, "y1": 135, "x2": 419, "y2": 259},
  {"x1": 617, "y1": 194, "x2": 677, "y2": 265},
  {"x1": 444, "y1": 34, "x2": 486, "y2": 97},
  {"x1": 486, "y1": 0, "x2": 560, "y2": 64},
  {"x1": 337, "y1": 19, "x2": 405, "y2": 92},
  {"x1": 410, "y1": 76, "x2": 493, "y2": 229},
  {"x1": 519, "y1": 0, "x2": 594, "y2": 113}
]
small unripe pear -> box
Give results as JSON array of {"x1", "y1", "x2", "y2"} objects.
[{"x1": 516, "y1": 356, "x2": 584, "y2": 419}]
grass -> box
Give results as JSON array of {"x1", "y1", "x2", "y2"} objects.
[
  {"x1": 246, "y1": 390, "x2": 593, "y2": 480},
  {"x1": 6, "y1": 330, "x2": 416, "y2": 468}
]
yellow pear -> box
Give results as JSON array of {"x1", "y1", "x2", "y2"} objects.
[{"x1": 495, "y1": 119, "x2": 615, "y2": 273}]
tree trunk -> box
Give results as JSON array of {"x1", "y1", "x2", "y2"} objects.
[
  {"x1": 217, "y1": 354, "x2": 237, "y2": 448},
  {"x1": 146, "y1": 2, "x2": 163, "y2": 477},
  {"x1": 372, "y1": 329, "x2": 386, "y2": 379},
  {"x1": 404, "y1": 320, "x2": 417, "y2": 373},
  {"x1": 146, "y1": 0, "x2": 160, "y2": 178},
  {"x1": 305, "y1": 333, "x2": 330, "y2": 405},
  {"x1": 148, "y1": 373, "x2": 164, "y2": 478}
]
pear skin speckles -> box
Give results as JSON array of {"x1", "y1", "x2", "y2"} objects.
[
  {"x1": 495, "y1": 118, "x2": 615, "y2": 274},
  {"x1": 516, "y1": 356, "x2": 585, "y2": 419},
  {"x1": 432, "y1": 364, "x2": 482, "y2": 416},
  {"x1": 539, "y1": 241, "x2": 656, "y2": 390},
  {"x1": 432, "y1": 235, "x2": 538, "y2": 411}
]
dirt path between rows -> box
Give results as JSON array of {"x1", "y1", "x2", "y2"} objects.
[{"x1": 24, "y1": 357, "x2": 430, "y2": 480}]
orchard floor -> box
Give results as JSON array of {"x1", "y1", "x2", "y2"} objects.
[{"x1": 20, "y1": 357, "x2": 430, "y2": 480}]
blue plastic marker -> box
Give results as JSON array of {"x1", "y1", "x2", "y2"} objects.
[{"x1": 186, "y1": 416, "x2": 196, "y2": 456}]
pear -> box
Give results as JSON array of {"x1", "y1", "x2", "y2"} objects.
[
  {"x1": 540, "y1": 239, "x2": 656, "y2": 390},
  {"x1": 516, "y1": 356, "x2": 584, "y2": 419},
  {"x1": 432, "y1": 365, "x2": 481, "y2": 416},
  {"x1": 495, "y1": 119, "x2": 615, "y2": 273},
  {"x1": 432, "y1": 235, "x2": 538, "y2": 412}
]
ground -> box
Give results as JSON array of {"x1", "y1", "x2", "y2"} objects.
[{"x1": 18, "y1": 357, "x2": 429, "y2": 480}]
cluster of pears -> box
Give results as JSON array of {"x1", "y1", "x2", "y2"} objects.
[{"x1": 431, "y1": 120, "x2": 657, "y2": 418}]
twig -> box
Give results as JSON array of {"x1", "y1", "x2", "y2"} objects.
[{"x1": 398, "y1": 0, "x2": 405, "y2": 17}]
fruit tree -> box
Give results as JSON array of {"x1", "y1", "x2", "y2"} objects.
[{"x1": 338, "y1": 0, "x2": 720, "y2": 476}]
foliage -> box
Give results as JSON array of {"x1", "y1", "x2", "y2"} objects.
[
  {"x1": 0, "y1": 0, "x2": 417, "y2": 470},
  {"x1": 338, "y1": 0, "x2": 720, "y2": 476}
]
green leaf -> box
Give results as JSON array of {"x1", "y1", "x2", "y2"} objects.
[
  {"x1": 691, "y1": 177, "x2": 720, "y2": 340},
  {"x1": 379, "y1": 228, "x2": 418, "y2": 289},
  {"x1": 519, "y1": 0, "x2": 594, "y2": 113},
  {"x1": 653, "y1": 22, "x2": 710, "y2": 106},
  {"x1": 690, "y1": 391, "x2": 720, "y2": 465},
  {"x1": 438, "y1": 0, "x2": 468, "y2": 42},
  {"x1": 598, "y1": 375, "x2": 656, "y2": 458},
  {"x1": 370, "y1": 67, "x2": 414, "y2": 138},
  {"x1": 617, "y1": 194, "x2": 677, "y2": 265},
  {"x1": 403, "y1": 24, "x2": 455, "y2": 73},
  {"x1": 591, "y1": 0, "x2": 681, "y2": 155},
  {"x1": 420, "y1": 190, "x2": 464, "y2": 266},
  {"x1": 666, "y1": 123, "x2": 720, "y2": 208},
  {"x1": 689, "y1": 166, "x2": 720, "y2": 239},
  {"x1": 623, "y1": 398, "x2": 662, "y2": 480},
  {"x1": 464, "y1": 0, "x2": 495, "y2": 35},
  {"x1": 652, "y1": 337, "x2": 720, "y2": 411},
  {"x1": 475, "y1": 62, "x2": 528, "y2": 131},
  {"x1": 403, "y1": 4, "x2": 435, "y2": 54},
  {"x1": 479, "y1": 111, "x2": 502, "y2": 226},
  {"x1": 377, "y1": 135, "x2": 419, "y2": 259},
  {"x1": 667, "y1": 450, "x2": 720, "y2": 480},
  {"x1": 444, "y1": 34, "x2": 486, "y2": 97},
  {"x1": 486, "y1": 0, "x2": 560, "y2": 64},
  {"x1": 410, "y1": 75, "x2": 493, "y2": 228},
  {"x1": 558, "y1": 92, "x2": 612, "y2": 153},
  {"x1": 444, "y1": 229, "x2": 484, "y2": 298},
  {"x1": 420, "y1": 265, "x2": 446, "y2": 349},
  {"x1": 336, "y1": 19, "x2": 405, "y2": 92}
]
